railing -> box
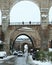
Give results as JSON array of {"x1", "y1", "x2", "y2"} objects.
[
  {"x1": 0, "y1": 22, "x2": 52, "y2": 26},
  {"x1": 10, "y1": 22, "x2": 52, "y2": 25},
  {"x1": 9, "y1": 22, "x2": 41, "y2": 25}
]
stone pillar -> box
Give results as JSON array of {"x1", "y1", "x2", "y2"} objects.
[
  {"x1": 41, "y1": 29, "x2": 49, "y2": 50},
  {"x1": 1, "y1": 10, "x2": 10, "y2": 54},
  {"x1": 40, "y1": 0, "x2": 49, "y2": 29},
  {"x1": 41, "y1": 8, "x2": 49, "y2": 29},
  {"x1": 1, "y1": 10, "x2": 10, "y2": 32},
  {"x1": 49, "y1": 27, "x2": 52, "y2": 41},
  {"x1": 40, "y1": 8, "x2": 49, "y2": 50}
]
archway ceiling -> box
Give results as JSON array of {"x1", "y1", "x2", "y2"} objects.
[{"x1": 0, "y1": 0, "x2": 51, "y2": 10}]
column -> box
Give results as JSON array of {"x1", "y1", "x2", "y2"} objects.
[
  {"x1": 1, "y1": 9, "x2": 10, "y2": 54},
  {"x1": 41, "y1": 8, "x2": 49, "y2": 29},
  {"x1": 2, "y1": 10, "x2": 10, "y2": 32},
  {"x1": 40, "y1": 8, "x2": 49, "y2": 50}
]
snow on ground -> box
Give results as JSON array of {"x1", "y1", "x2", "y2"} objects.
[
  {"x1": 32, "y1": 60, "x2": 52, "y2": 65},
  {"x1": 0, "y1": 55, "x2": 15, "y2": 63},
  {"x1": 0, "y1": 55, "x2": 15, "y2": 61},
  {"x1": 3, "y1": 55, "x2": 15, "y2": 60},
  {"x1": 49, "y1": 48, "x2": 52, "y2": 52},
  {"x1": 28, "y1": 55, "x2": 52, "y2": 65}
]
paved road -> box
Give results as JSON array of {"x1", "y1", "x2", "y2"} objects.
[
  {"x1": 14, "y1": 56, "x2": 29, "y2": 65},
  {"x1": 0, "y1": 56, "x2": 30, "y2": 65}
]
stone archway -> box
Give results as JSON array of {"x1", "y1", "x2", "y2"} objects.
[
  {"x1": 10, "y1": 27, "x2": 41, "y2": 52},
  {"x1": 12, "y1": 34, "x2": 34, "y2": 52}
]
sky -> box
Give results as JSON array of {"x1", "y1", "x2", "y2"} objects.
[
  {"x1": 16, "y1": 35, "x2": 29, "y2": 39},
  {"x1": 49, "y1": 6, "x2": 52, "y2": 22},
  {"x1": 16, "y1": 35, "x2": 31, "y2": 41},
  {"x1": 0, "y1": 11, "x2": 1, "y2": 25},
  {"x1": 10, "y1": 1, "x2": 40, "y2": 22},
  {"x1": 0, "y1": 1, "x2": 52, "y2": 25}
]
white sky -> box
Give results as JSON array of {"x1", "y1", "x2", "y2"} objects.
[
  {"x1": 16, "y1": 35, "x2": 29, "y2": 39},
  {"x1": 16, "y1": 35, "x2": 29, "y2": 41},
  {"x1": 10, "y1": 1, "x2": 41, "y2": 22},
  {"x1": 16, "y1": 35, "x2": 32, "y2": 42},
  {"x1": 49, "y1": 7, "x2": 52, "y2": 22},
  {"x1": 0, "y1": 11, "x2": 1, "y2": 25}
]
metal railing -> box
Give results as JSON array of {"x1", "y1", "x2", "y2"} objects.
[
  {"x1": 9, "y1": 22, "x2": 41, "y2": 25},
  {"x1": 9, "y1": 22, "x2": 52, "y2": 25},
  {"x1": 0, "y1": 21, "x2": 52, "y2": 26}
]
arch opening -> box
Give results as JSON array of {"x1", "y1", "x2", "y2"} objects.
[
  {"x1": 10, "y1": 1, "x2": 41, "y2": 25},
  {"x1": 0, "y1": 10, "x2": 2, "y2": 25},
  {"x1": 10, "y1": 34, "x2": 35, "y2": 53},
  {"x1": 49, "y1": 6, "x2": 52, "y2": 23}
]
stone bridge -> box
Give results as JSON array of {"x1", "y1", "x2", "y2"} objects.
[
  {"x1": 0, "y1": 24, "x2": 50, "y2": 54},
  {"x1": 0, "y1": 0, "x2": 52, "y2": 54}
]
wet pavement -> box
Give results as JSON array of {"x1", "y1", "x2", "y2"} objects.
[{"x1": 0, "y1": 56, "x2": 29, "y2": 65}]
